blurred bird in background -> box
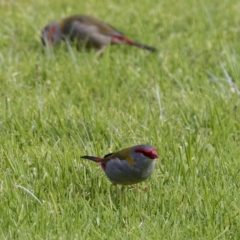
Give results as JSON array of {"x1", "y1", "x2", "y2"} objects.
[{"x1": 41, "y1": 15, "x2": 157, "y2": 56}]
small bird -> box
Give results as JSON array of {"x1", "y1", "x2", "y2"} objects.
[
  {"x1": 41, "y1": 15, "x2": 157, "y2": 56},
  {"x1": 81, "y1": 145, "x2": 158, "y2": 186}
]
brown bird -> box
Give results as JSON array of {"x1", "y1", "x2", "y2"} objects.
[{"x1": 41, "y1": 15, "x2": 157, "y2": 56}]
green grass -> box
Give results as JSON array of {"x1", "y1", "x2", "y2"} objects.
[{"x1": 1, "y1": 0, "x2": 240, "y2": 239}]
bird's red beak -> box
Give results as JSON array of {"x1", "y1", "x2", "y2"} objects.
[{"x1": 151, "y1": 149, "x2": 158, "y2": 159}]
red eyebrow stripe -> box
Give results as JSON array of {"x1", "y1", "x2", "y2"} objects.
[
  {"x1": 134, "y1": 148, "x2": 158, "y2": 158},
  {"x1": 50, "y1": 26, "x2": 56, "y2": 35},
  {"x1": 135, "y1": 148, "x2": 151, "y2": 153},
  {"x1": 49, "y1": 25, "x2": 56, "y2": 40}
]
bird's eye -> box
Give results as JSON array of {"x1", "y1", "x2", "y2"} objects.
[{"x1": 134, "y1": 148, "x2": 158, "y2": 159}]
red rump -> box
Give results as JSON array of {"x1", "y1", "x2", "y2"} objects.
[
  {"x1": 111, "y1": 35, "x2": 135, "y2": 45},
  {"x1": 81, "y1": 155, "x2": 106, "y2": 169},
  {"x1": 81, "y1": 156, "x2": 103, "y2": 162},
  {"x1": 100, "y1": 162, "x2": 106, "y2": 169}
]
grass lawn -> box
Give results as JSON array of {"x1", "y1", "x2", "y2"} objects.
[{"x1": 1, "y1": 0, "x2": 240, "y2": 239}]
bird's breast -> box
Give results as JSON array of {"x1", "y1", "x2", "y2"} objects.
[{"x1": 104, "y1": 158, "x2": 155, "y2": 185}]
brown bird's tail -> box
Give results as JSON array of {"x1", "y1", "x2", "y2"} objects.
[
  {"x1": 111, "y1": 35, "x2": 157, "y2": 52},
  {"x1": 81, "y1": 156, "x2": 103, "y2": 162},
  {"x1": 132, "y1": 42, "x2": 157, "y2": 52}
]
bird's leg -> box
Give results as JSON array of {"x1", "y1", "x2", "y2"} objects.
[
  {"x1": 130, "y1": 185, "x2": 149, "y2": 192},
  {"x1": 143, "y1": 186, "x2": 149, "y2": 192},
  {"x1": 96, "y1": 46, "x2": 105, "y2": 57},
  {"x1": 113, "y1": 183, "x2": 121, "y2": 195},
  {"x1": 130, "y1": 184, "x2": 140, "y2": 192}
]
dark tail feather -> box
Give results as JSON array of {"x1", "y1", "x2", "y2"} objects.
[
  {"x1": 111, "y1": 35, "x2": 157, "y2": 52},
  {"x1": 81, "y1": 155, "x2": 103, "y2": 162},
  {"x1": 132, "y1": 42, "x2": 157, "y2": 52}
]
